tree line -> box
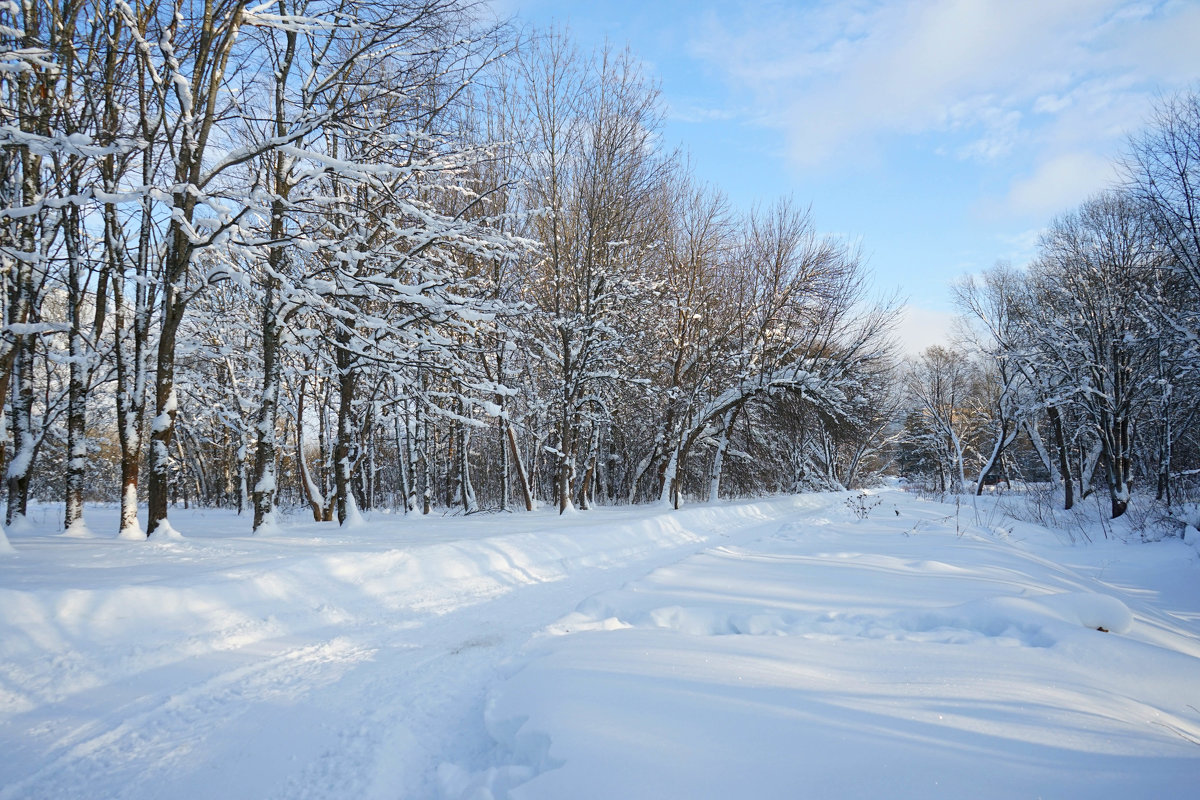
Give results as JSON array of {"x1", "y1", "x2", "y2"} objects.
[
  {"x1": 0, "y1": 1, "x2": 897, "y2": 537},
  {"x1": 899, "y1": 91, "x2": 1200, "y2": 521},
  {"x1": 5, "y1": 1, "x2": 1196, "y2": 537}
]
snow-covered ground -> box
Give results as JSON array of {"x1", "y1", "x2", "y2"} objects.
[{"x1": 2, "y1": 492, "x2": 1198, "y2": 799}]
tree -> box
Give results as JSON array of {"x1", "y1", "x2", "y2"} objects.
[
  {"x1": 954, "y1": 265, "x2": 1038, "y2": 497},
  {"x1": 234, "y1": 0, "x2": 512, "y2": 529},
  {"x1": 650, "y1": 198, "x2": 897, "y2": 507},
  {"x1": 1, "y1": 0, "x2": 67, "y2": 525},
  {"x1": 1125, "y1": 89, "x2": 1200, "y2": 507},
  {"x1": 904, "y1": 345, "x2": 977, "y2": 494},
  {"x1": 1126, "y1": 90, "x2": 1200, "y2": 353},
  {"x1": 1030, "y1": 192, "x2": 1159, "y2": 518},
  {"x1": 505, "y1": 32, "x2": 670, "y2": 512}
]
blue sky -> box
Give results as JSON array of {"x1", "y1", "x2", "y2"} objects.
[{"x1": 487, "y1": 0, "x2": 1200, "y2": 353}]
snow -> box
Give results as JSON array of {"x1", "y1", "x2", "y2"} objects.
[
  {"x1": 5, "y1": 512, "x2": 33, "y2": 535},
  {"x1": 61, "y1": 517, "x2": 95, "y2": 539},
  {"x1": 147, "y1": 518, "x2": 186, "y2": 541},
  {"x1": 343, "y1": 492, "x2": 365, "y2": 528},
  {"x1": 254, "y1": 471, "x2": 277, "y2": 494},
  {"x1": 151, "y1": 389, "x2": 178, "y2": 433},
  {"x1": 1, "y1": 492, "x2": 1198, "y2": 799},
  {"x1": 4, "y1": 432, "x2": 34, "y2": 480},
  {"x1": 117, "y1": 485, "x2": 145, "y2": 540},
  {"x1": 255, "y1": 509, "x2": 282, "y2": 537}
]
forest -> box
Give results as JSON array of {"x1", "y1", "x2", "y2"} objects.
[{"x1": 1, "y1": 0, "x2": 1198, "y2": 538}]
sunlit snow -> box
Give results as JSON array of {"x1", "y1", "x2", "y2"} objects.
[{"x1": 1, "y1": 492, "x2": 1197, "y2": 799}]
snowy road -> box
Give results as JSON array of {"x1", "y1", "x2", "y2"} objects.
[
  {"x1": 2, "y1": 492, "x2": 1199, "y2": 799},
  {"x1": 1, "y1": 496, "x2": 825, "y2": 799}
]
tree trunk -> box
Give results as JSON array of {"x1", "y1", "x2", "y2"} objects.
[
  {"x1": 659, "y1": 446, "x2": 679, "y2": 507},
  {"x1": 62, "y1": 172, "x2": 105, "y2": 531},
  {"x1": 296, "y1": 383, "x2": 326, "y2": 522},
  {"x1": 578, "y1": 421, "x2": 600, "y2": 511},
  {"x1": 404, "y1": 405, "x2": 419, "y2": 513},
  {"x1": 1077, "y1": 441, "x2": 1101, "y2": 502},
  {"x1": 421, "y1": 433, "x2": 432, "y2": 515},
  {"x1": 557, "y1": 453, "x2": 574, "y2": 514},
  {"x1": 147, "y1": 291, "x2": 185, "y2": 536},
  {"x1": 505, "y1": 422, "x2": 534, "y2": 511},
  {"x1": 415, "y1": 394, "x2": 431, "y2": 515},
  {"x1": 975, "y1": 419, "x2": 1013, "y2": 496},
  {"x1": 1045, "y1": 406, "x2": 1074, "y2": 511},
  {"x1": 4, "y1": 130, "x2": 42, "y2": 526},
  {"x1": 237, "y1": 442, "x2": 249, "y2": 514},
  {"x1": 627, "y1": 445, "x2": 656, "y2": 505},
  {"x1": 333, "y1": 339, "x2": 358, "y2": 525},
  {"x1": 113, "y1": 305, "x2": 147, "y2": 537},
  {"x1": 708, "y1": 407, "x2": 738, "y2": 502},
  {"x1": 64, "y1": 331, "x2": 87, "y2": 530},
  {"x1": 497, "y1": 405, "x2": 509, "y2": 512},
  {"x1": 110, "y1": 93, "x2": 154, "y2": 538},
  {"x1": 458, "y1": 408, "x2": 477, "y2": 513},
  {"x1": 64, "y1": 254, "x2": 88, "y2": 529},
  {"x1": 252, "y1": 283, "x2": 283, "y2": 530},
  {"x1": 396, "y1": 415, "x2": 413, "y2": 513},
  {"x1": 1102, "y1": 415, "x2": 1131, "y2": 520},
  {"x1": 5, "y1": 334, "x2": 35, "y2": 526}
]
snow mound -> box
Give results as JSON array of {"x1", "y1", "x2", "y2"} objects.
[
  {"x1": 564, "y1": 587, "x2": 1133, "y2": 647},
  {"x1": 904, "y1": 592, "x2": 1133, "y2": 646},
  {"x1": 147, "y1": 520, "x2": 185, "y2": 541},
  {"x1": 1183, "y1": 524, "x2": 1200, "y2": 553},
  {"x1": 5, "y1": 514, "x2": 34, "y2": 535},
  {"x1": 1035, "y1": 591, "x2": 1134, "y2": 632},
  {"x1": 60, "y1": 518, "x2": 95, "y2": 539},
  {"x1": 253, "y1": 511, "x2": 283, "y2": 537},
  {"x1": 116, "y1": 522, "x2": 146, "y2": 540}
]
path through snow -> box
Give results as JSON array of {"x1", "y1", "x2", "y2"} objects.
[
  {"x1": 2, "y1": 492, "x2": 1198, "y2": 799},
  {"x1": 467, "y1": 501, "x2": 1200, "y2": 798},
  {"x1": 2, "y1": 496, "x2": 822, "y2": 799}
]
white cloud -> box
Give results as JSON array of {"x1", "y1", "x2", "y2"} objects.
[
  {"x1": 1033, "y1": 94, "x2": 1073, "y2": 115},
  {"x1": 686, "y1": 0, "x2": 1200, "y2": 181},
  {"x1": 1003, "y1": 151, "x2": 1119, "y2": 219},
  {"x1": 952, "y1": 106, "x2": 1023, "y2": 161}
]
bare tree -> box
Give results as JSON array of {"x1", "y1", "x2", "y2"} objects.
[
  {"x1": 1031, "y1": 192, "x2": 1159, "y2": 518},
  {"x1": 506, "y1": 32, "x2": 669, "y2": 512},
  {"x1": 652, "y1": 198, "x2": 896, "y2": 507},
  {"x1": 1126, "y1": 89, "x2": 1200, "y2": 350},
  {"x1": 1125, "y1": 89, "x2": 1200, "y2": 507},
  {"x1": 905, "y1": 345, "x2": 977, "y2": 494},
  {"x1": 954, "y1": 265, "x2": 1039, "y2": 496}
]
